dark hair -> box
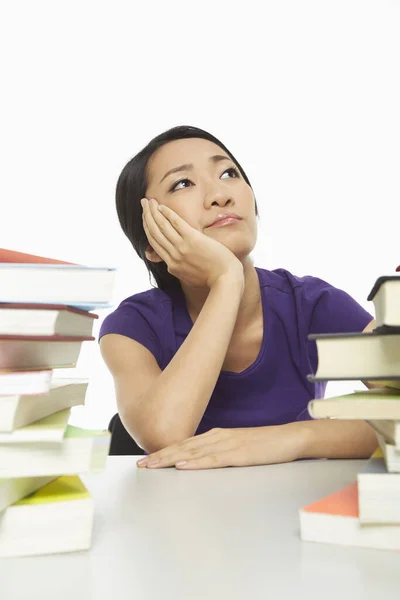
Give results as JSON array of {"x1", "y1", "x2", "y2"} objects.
[{"x1": 116, "y1": 125, "x2": 258, "y2": 291}]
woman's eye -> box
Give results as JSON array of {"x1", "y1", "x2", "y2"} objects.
[
  {"x1": 170, "y1": 178, "x2": 191, "y2": 192},
  {"x1": 170, "y1": 167, "x2": 239, "y2": 192},
  {"x1": 221, "y1": 167, "x2": 240, "y2": 179}
]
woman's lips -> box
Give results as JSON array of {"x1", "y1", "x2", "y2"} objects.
[{"x1": 208, "y1": 217, "x2": 242, "y2": 228}]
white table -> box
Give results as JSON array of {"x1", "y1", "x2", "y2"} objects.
[{"x1": 1, "y1": 456, "x2": 400, "y2": 599}]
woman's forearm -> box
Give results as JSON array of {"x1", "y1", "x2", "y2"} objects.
[
  {"x1": 293, "y1": 418, "x2": 379, "y2": 460},
  {"x1": 133, "y1": 271, "x2": 244, "y2": 452},
  {"x1": 137, "y1": 419, "x2": 380, "y2": 470}
]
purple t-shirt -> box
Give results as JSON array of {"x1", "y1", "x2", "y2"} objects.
[{"x1": 99, "y1": 267, "x2": 373, "y2": 434}]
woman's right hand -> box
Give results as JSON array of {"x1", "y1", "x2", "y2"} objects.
[{"x1": 141, "y1": 197, "x2": 244, "y2": 289}]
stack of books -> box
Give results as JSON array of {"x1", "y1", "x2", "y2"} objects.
[
  {"x1": 0, "y1": 248, "x2": 116, "y2": 558},
  {"x1": 299, "y1": 273, "x2": 400, "y2": 550}
]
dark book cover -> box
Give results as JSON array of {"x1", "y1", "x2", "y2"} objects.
[{"x1": 367, "y1": 275, "x2": 400, "y2": 301}]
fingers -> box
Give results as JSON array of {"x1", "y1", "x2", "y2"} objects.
[
  {"x1": 156, "y1": 204, "x2": 197, "y2": 238},
  {"x1": 137, "y1": 437, "x2": 212, "y2": 469},
  {"x1": 175, "y1": 451, "x2": 235, "y2": 470},
  {"x1": 138, "y1": 449, "x2": 235, "y2": 471},
  {"x1": 136, "y1": 429, "x2": 229, "y2": 469},
  {"x1": 143, "y1": 199, "x2": 184, "y2": 245},
  {"x1": 141, "y1": 198, "x2": 179, "y2": 260}
]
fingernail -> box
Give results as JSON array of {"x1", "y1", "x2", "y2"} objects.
[
  {"x1": 140, "y1": 198, "x2": 145, "y2": 207},
  {"x1": 137, "y1": 457, "x2": 148, "y2": 466},
  {"x1": 147, "y1": 459, "x2": 160, "y2": 467},
  {"x1": 157, "y1": 205, "x2": 164, "y2": 212},
  {"x1": 175, "y1": 461, "x2": 188, "y2": 468}
]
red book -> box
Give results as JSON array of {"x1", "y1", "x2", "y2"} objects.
[
  {"x1": 0, "y1": 248, "x2": 76, "y2": 265},
  {"x1": 0, "y1": 304, "x2": 98, "y2": 337}
]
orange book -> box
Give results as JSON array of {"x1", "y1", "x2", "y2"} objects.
[
  {"x1": 299, "y1": 481, "x2": 400, "y2": 550},
  {"x1": 302, "y1": 482, "x2": 359, "y2": 518},
  {"x1": 0, "y1": 248, "x2": 76, "y2": 265}
]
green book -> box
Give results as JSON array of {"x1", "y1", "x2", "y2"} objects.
[
  {"x1": 308, "y1": 388, "x2": 400, "y2": 420},
  {"x1": 0, "y1": 378, "x2": 88, "y2": 433},
  {"x1": 0, "y1": 408, "x2": 71, "y2": 444},
  {"x1": 0, "y1": 426, "x2": 111, "y2": 478}
]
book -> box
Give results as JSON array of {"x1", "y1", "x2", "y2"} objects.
[
  {"x1": 358, "y1": 448, "x2": 400, "y2": 524},
  {"x1": 0, "y1": 408, "x2": 71, "y2": 444},
  {"x1": 0, "y1": 475, "x2": 55, "y2": 512},
  {"x1": 0, "y1": 475, "x2": 94, "y2": 557},
  {"x1": 0, "y1": 248, "x2": 76, "y2": 265},
  {"x1": 0, "y1": 378, "x2": 88, "y2": 432},
  {"x1": 367, "y1": 275, "x2": 400, "y2": 330},
  {"x1": 370, "y1": 380, "x2": 400, "y2": 391},
  {"x1": 0, "y1": 334, "x2": 93, "y2": 371},
  {"x1": 0, "y1": 303, "x2": 98, "y2": 337},
  {"x1": 307, "y1": 388, "x2": 400, "y2": 420},
  {"x1": 376, "y1": 432, "x2": 400, "y2": 473},
  {"x1": 0, "y1": 369, "x2": 53, "y2": 396},
  {"x1": 367, "y1": 419, "x2": 400, "y2": 448},
  {"x1": 0, "y1": 248, "x2": 116, "y2": 309},
  {"x1": 299, "y1": 481, "x2": 400, "y2": 550},
  {"x1": 0, "y1": 425, "x2": 110, "y2": 477},
  {"x1": 307, "y1": 331, "x2": 400, "y2": 380}
]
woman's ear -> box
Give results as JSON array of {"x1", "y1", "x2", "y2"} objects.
[{"x1": 145, "y1": 244, "x2": 163, "y2": 263}]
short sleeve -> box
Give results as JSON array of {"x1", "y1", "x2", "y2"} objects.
[
  {"x1": 98, "y1": 305, "x2": 164, "y2": 368},
  {"x1": 303, "y1": 276, "x2": 374, "y2": 335}
]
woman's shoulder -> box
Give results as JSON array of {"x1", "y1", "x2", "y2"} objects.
[
  {"x1": 98, "y1": 286, "x2": 175, "y2": 340},
  {"x1": 256, "y1": 266, "x2": 372, "y2": 334},
  {"x1": 117, "y1": 286, "x2": 174, "y2": 313},
  {"x1": 256, "y1": 266, "x2": 328, "y2": 294},
  {"x1": 256, "y1": 266, "x2": 346, "y2": 315}
]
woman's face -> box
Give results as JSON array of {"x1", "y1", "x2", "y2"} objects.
[{"x1": 145, "y1": 138, "x2": 258, "y2": 261}]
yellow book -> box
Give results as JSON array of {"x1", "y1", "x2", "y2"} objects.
[
  {"x1": 0, "y1": 476, "x2": 55, "y2": 512},
  {"x1": 16, "y1": 475, "x2": 91, "y2": 505},
  {"x1": 370, "y1": 447, "x2": 383, "y2": 459},
  {"x1": 0, "y1": 475, "x2": 93, "y2": 558}
]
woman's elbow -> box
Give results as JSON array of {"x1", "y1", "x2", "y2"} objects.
[{"x1": 121, "y1": 414, "x2": 195, "y2": 453}]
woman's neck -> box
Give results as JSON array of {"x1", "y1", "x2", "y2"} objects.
[{"x1": 180, "y1": 258, "x2": 262, "y2": 331}]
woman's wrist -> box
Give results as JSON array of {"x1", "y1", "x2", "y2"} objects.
[
  {"x1": 289, "y1": 421, "x2": 315, "y2": 459},
  {"x1": 287, "y1": 419, "x2": 378, "y2": 460},
  {"x1": 274, "y1": 421, "x2": 312, "y2": 460},
  {"x1": 242, "y1": 422, "x2": 312, "y2": 466}
]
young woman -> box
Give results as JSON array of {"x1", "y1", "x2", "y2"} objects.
[{"x1": 99, "y1": 125, "x2": 378, "y2": 470}]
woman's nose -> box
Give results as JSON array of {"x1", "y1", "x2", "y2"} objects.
[{"x1": 204, "y1": 185, "x2": 233, "y2": 208}]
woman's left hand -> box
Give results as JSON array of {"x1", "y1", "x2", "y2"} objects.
[{"x1": 136, "y1": 424, "x2": 309, "y2": 470}]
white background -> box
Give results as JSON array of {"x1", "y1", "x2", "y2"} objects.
[{"x1": 1, "y1": 1, "x2": 399, "y2": 429}]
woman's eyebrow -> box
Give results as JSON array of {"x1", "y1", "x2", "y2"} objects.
[{"x1": 159, "y1": 154, "x2": 231, "y2": 184}]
